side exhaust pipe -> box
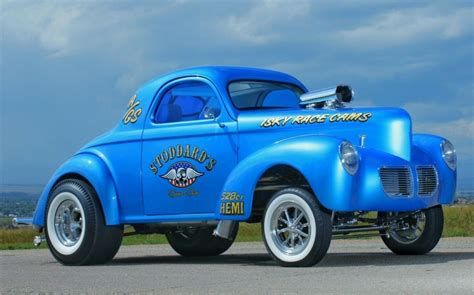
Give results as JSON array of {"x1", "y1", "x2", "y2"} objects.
[
  {"x1": 12, "y1": 217, "x2": 45, "y2": 247},
  {"x1": 213, "y1": 220, "x2": 238, "y2": 240}
]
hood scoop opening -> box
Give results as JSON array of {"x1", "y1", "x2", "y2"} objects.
[{"x1": 300, "y1": 85, "x2": 354, "y2": 109}]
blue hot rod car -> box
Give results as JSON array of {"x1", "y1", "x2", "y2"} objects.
[{"x1": 26, "y1": 66, "x2": 456, "y2": 266}]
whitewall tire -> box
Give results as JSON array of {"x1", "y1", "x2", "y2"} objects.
[
  {"x1": 45, "y1": 179, "x2": 123, "y2": 265},
  {"x1": 262, "y1": 187, "x2": 332, "y2": 267},
  {"x1": 46, "y1": 192, "x2": 86, "y2": 255}
]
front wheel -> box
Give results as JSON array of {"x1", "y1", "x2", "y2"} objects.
[
  {"x1": 45, "y1": 179, "x2": 123, "y2": 265},
  {"x1": 381, "y1": 205, "x2": 444, "y2": 255},
  {"x1": 262, "y1": 187, "x2": 332, "y2": 267}
]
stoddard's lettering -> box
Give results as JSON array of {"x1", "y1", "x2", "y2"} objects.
[{"x1": 149, "y1": 144, "x2": 217, "y2": 174}]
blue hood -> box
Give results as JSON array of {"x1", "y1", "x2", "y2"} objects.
[{"x1": 237, "y1": 107, "x2": 412, "y2": 161}]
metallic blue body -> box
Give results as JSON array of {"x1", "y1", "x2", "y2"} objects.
[{"x1": 32, "y1": 66, "x2": 456, "y2": 227}]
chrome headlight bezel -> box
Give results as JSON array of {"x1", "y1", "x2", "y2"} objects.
[
  {"x1": 339, "y1": 141, "x2": 359, "y2": 175},
  {"x1": 441, "y1": 140, "x2": 456, "y2": 170}
]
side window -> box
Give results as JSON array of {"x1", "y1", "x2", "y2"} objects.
[{"x1": 155, "y1": 81, "x2": 221, "y2": 123}]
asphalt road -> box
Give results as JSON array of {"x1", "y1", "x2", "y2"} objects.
[{"x1": 1, "y1": 238, "x2": 473, "y2": 294}]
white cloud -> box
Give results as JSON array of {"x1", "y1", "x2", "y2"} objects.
[
  {"x1": 335, "y1": 5, "x2": 473, "y2": 49},
  {"x1": 404, "y1": 101, "x2": 472, "y2": 122},
  {"x1": 2, "y1": 2, "x2": 154, "y2": 58},
  {"x1": 223, "y1": 0, "x2": 311, "y2": 45},
  {"x1": 0, "y1": 1, "x2": 185, "y2": 92},
  {"x1": 405, "y1": 101, "x2": 474, "y2": 159}
]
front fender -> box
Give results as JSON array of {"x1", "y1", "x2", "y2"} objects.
[
  {"x1": 32, "y1": 153, "x2": 120, "y2": 227},
  {"x1": 412, "y1": 133, "x2": 456, "y2": 204},
  {"x1": 217, "y1": 135, "x2": 350, "y2": 220}
]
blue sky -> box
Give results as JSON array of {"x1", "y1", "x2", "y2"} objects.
[{"x1": 1, "y1": 0, "x2": 473, "y2": 190}]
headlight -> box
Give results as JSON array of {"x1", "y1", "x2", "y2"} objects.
[
  {"x1": 339, "y1": 141, "x2": 359, "y2": 175},
  {"x1": 441, "y1": 140, "x2": 456, "y2": 170}
]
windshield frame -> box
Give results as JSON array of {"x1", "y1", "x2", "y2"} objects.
[{"x1": 226, "y1": 79, "x2": 305, "y2": 111}]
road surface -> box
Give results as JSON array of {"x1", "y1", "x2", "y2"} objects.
[{"x1": 1, "y1": 238, "x2": 473, "y2": 294}]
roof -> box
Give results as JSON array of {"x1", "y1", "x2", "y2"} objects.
[{"x1": 138, "y1": 66, "x2": 307, "y2": 93}]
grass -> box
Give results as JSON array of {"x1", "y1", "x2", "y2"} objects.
[
  {"x1": 442, "y1": 205, "x2": 474, "y2": 237},
  {"x1": 1, "y1": 205, "x2": 472, "y2": 250}
]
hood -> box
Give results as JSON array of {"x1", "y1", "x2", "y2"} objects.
[{"x1": 237, "y1": 107, "x2": 412, "y2": 160}]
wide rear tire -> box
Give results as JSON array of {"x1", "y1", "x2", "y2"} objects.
[
  {"x1": 45, "y1": 179, "x2": 123, "y2": 265},
  {"x1": 166, "y1": 224, "x2": 238, "y2": 257},
  {"x1": 381, "y1": 205, "x2": 444, "y2": 255}
]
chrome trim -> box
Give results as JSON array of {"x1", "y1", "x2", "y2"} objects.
[
  {"x1": 440, "y1": 140, "x2": 457, "y2": 170},
  {"x1": 359, "y1": 134, "x2": 367, "y2": 148},
  {"x1": 339, "y1": 141, "x2": 359, "y2": 175},
  {"x1": 300, "y1": 85, "x2": 353, "y2": 108},
  {"x1": 416, "y1": 165, "x2": 439, "y2": 197},
  {"x1": 379, "y1": 166, "x2": 413, "y2": 197},
  {"x1": 12, "y1": 217, "x2": 33, "y2": 228},
  {"x1": 34, "y1": 235, "x2": 46, "y2": 247}
]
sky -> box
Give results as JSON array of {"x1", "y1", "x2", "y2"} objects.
[{"x1": 0, "y1": 0, "x2": 473, "y2": 190}]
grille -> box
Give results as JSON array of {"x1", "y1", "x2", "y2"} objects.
[
  {"x1": 417, "y1": 166, "x2": 438, "y2": 196},
  {"x1": 380, "y1": 167, "x2": 412, "y2": 196}
]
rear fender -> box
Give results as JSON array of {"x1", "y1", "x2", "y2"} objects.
[
  {"x1": 217, "y1": 135, "x2": 350, "y2": 220},
  {"x1": 32, "y1": 152, "x2": 120, "y2": 227}
]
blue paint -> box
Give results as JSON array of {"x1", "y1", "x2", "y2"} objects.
[{"x1": 32, "y1": 66, "x2": 456, "y2": 227}]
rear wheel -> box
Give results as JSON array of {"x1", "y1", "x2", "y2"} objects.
[
  {"x1": 166, "y1": 224, "x2": 238, "y2": 257},
  {"x1": 262, "y1": 187, "x2": 332, "y2": 267},
  {"x1": 45, "y1": 179, "x2": 123, "y2": 265},
  {"x1": 381, "y1": 205, "x2": 443, "y2": 255}
]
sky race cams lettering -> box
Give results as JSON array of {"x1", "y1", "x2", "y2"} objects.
[{"x1": 260, "y1": 112, "x2": 372, "y2": 128}]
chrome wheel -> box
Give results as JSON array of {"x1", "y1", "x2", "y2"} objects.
[
  {"x1": 263, "y1": 191, "x2": 321, "y2": 264},
  {"x1": 47, "y1": 192, "x2": 86, "y2": 255},
  {"x1": 389, "y1": 212, "x2": 426, "y2": 244},
  {"x1": 271, "y1": 203, "x2": 311, "y2": 255},
  {"x1": 54, "y1": 199, "x2": 83, "y2": 247}
]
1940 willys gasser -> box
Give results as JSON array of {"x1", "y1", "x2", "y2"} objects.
[{"x1": 25, "y1": 66, "x2": 456, "y2": 267}]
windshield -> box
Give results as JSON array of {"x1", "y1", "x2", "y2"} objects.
[{"x1": 228, "y1": 81, "x2": 303, "y2": 110}]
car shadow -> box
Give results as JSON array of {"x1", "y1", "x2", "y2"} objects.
[{"x1": 109, "y1": 251, "x2": 474, "y2": 267}]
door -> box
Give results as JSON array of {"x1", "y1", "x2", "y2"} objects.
[{"x1": 141, "y1": 78, "x2": 238, "y2": 216}]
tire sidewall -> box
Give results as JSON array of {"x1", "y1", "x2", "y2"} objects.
[
  {"x1": 166, "y1": 224, "x2": 238, "y2": 257},
  {"x1": 382, "y1": 205, "x2": 444, "y2": 255},
  {"x1": 46, "y1": 191, "x2": 86, "y2": 255},
  {"x1": 263, "y1": 193, "x2": 317, "y2": 263},
  {"x1": 262, "y1": 188, "x2": 331, "y2": 266},
  {"x1": 45, "y1": 181, "x2": 98, "y2": 265}
]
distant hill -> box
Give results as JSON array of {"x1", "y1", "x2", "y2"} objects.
[
  {"x1": 0, "y1": 184, "x2": 43, "y2": 194},
  {"x1": 0, "y1": 191, "x2": 39, "y2": 217}
]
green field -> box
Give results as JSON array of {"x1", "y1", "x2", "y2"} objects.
[{"x1": 1, "y1": 205, "x2": 472, "y2": 250}]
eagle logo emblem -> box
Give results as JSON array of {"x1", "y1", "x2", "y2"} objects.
[{"x1": 160, "y1": 162, "x2": 204, "y2": 188}]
